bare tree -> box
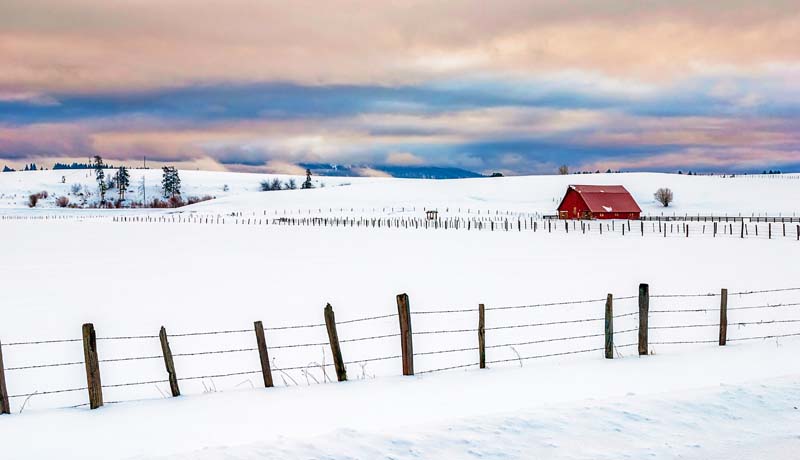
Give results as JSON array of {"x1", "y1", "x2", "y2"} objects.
[
  {"x1": 558, "y1": 165, "x2": 569, "y2": 175},
  {"x1": 654, "y1": 188, "x2": 674, "y2": 207}
]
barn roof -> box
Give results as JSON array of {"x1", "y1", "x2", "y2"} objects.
[{"x1": 561, "y1": 185, "x2": 642, "y2": 213}]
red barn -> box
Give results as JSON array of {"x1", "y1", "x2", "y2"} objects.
[{"x1": 557, "y1": 185, "x2": 641, "y2": 220}]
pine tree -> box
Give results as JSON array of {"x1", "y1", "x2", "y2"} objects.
[
  {"x1": 116, "y1": 166, "x2": 130, "y2": 200},
  {"x1": 92, "y1": 156, "x2": 107, "y2": 202},
  {"x1": 301, "y1": 169, "x2": 313, "y2": 189},
  {"x1": 161, "y1": 166, "x2": 181, "y2": 198}
]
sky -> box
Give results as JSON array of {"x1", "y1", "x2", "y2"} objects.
[{"x1": 1, "y1": 0, "x2": 799, "y2": 175}]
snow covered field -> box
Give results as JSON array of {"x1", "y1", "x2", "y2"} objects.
[
  {"x1": 1, "y1": 171, "x2": 799, "y2": 459},
  {"x1": 2, "y1": 169, "x2": 800, "y2": 217}
]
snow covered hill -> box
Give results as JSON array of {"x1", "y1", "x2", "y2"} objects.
[
  {"x1": 1, "y1": 169, "x2": 799, "y2": 216},
  {"x1": 0, "y1": 169, "x2": 799, "y2": 459}
]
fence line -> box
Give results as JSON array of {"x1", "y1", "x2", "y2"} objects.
[{"x1": 1, "y1": 285, "x2": 799, "y2": 415}]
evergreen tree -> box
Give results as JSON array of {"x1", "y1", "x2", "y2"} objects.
[
  {"x1": 301, "y1": 168, "x2": 313, "y2": 189},
  {"x1": 93, "y1": 156, "x2": 107, "y2": 202},
  {"x1": 161, "y1": 166, "x2": 181, "y2": 198},
  {"x1": 116, "y1": 166, "x2": 130, "y2": 200}
]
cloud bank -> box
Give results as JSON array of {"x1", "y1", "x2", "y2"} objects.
[{"x1": 1, "y1": 1, "x2": 799, "y2": 174}]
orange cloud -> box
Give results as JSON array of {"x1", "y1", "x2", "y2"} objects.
[{"x1": 1, "y1": 1, "x2": 799, "y2": 92}]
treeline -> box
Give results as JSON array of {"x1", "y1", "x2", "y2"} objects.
[{"x1": 260, "y1": 169, "x2": 316, "y2": 191}]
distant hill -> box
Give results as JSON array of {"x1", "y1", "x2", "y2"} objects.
[{"x1": 300, "y1": 163, "x2": 483, "y2": 179}]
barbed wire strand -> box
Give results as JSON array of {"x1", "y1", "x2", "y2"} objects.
[
  {"x1": 485, "y1": 328, "x2": 639, "y2": 350},
  {"x1": 485, "y1": 317, "x2": 605, "y2": 331},
  {"x1": 178, "y1": 370, "x2": 262, "y2": 381},
  {"x1": 485, "y1": 296, "x2": 637, "y2": 312},
  {"x1": 651, "y1": 301, "x2": 800, "y2": 314},
  {"x1": 264, "y1": 323, "x2": 326, "y2": 331},
  {"x1": 652, "y1": 319, "x2": 800, "y2": 330},
  {"x1": 338, "y1": 313, "x2": 397, "y2": 325},
  {"x1": 8, "y1": 387, "x2": 87, "y2": 398},
  {"x1": 97, "y1": 335, "x2": 158, "y2": 341},
  {"x1": 340, "y1": 333, "x2": 399, "y2": 344},
  {"x1": 414, "y1": 308, "x2": 477, "y2": 315},
  {"x1": 271, "y1": 341, "x2": 330, "y2": 350},
  {"x1": 485, "y1": 347, "x2": 605, "y2": 365},
  {"x1": 6, "y1": 361, "x2": 84, "y2": 371},
  {"x1": 417, "y1": 362, "x2": 479, "y2": 374},
  {"x1": 344, "y1": 355, "x2": 401, "y2": 365},
  {"x1": 101, "y1": 355, "x2": 162, "y2": 363},
  {"x1": 4, "y1": 338, "x2": 81, "y2": 347},
  {"x1": 173, "y1": 347, "x2": 257, "y2": 358},
  {"x1": 170, "y1": 329, "x2": 251, "y2": 338},
  {"x1": 415, "y1": 347, "x2": 477, "y2": 356},
  {"x1": 729, "y1": 332, "x2": 800, "y2": 342},
  {"x1": 103, "y1": 379, "x2": 169, "y2": 389}
]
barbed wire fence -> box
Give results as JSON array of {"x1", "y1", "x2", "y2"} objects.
[{"x1": 1, "y1": 285, "x2": 800, "y2": 415}]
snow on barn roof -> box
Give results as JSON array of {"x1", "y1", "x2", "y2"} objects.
[{"x1": 566, "y1": 185, "x2": 642, "y2": 213}]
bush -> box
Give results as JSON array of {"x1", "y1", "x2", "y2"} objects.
[
  {"x1": 260, "y1": 178, "x2": 284, "y2": 191},
  {"x1": 654, "y1": 188, "x2": 674, "y2": 207},
  {"x1": 186, "y1": 195, "x2": 213, "y2": 205},
  {"x1": 28, "y1": 194, "x2": 39, "y2": 207},
  {"x1": 150, "y1": 198, "x2": 168, "y2": 208},
  {"x1": 168, "y1": 196, "x2": 185, "y2": 208},
  {"x1": 70, "y1": 183, "x2": 82, "y2": 194},
  {"x1": 56, "y1": 196, "x2": 69, "y2": 207}
]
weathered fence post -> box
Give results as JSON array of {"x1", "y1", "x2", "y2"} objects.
[
  {"x1": 638, "y1": 284, "x2": 649, "y2": 356},
  {"x1": 253, "y1": 321, "x2": 274, "y2": 388},
  {"x1": 0, "y1": 341, "x2": 9, "y2": 414},
  {"x1": 324, "y1": 304, "x2": 347, "y2": 381},
  {"x1": 719, "y1": 288, "x2": 728, "y2": 346},
  {"x1": 605, "y1": 294, "x2": 614, "y2": 359},
  {"x1": 159, "y1": 326, "x2": 180, "y2": 397},
  {"x1": 478, "y1": 304, "x2": 486, "y2": 369},
  {"x1": 82, "y1": 323, "x2": 103, "y2": 409},
  {"x1": 396, "y1": 293, "x2": 414, "y2": 376}
]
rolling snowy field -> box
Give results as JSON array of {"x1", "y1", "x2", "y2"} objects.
[{"x1": 1, "y1": 170, "x2": 799, "y2": 459}]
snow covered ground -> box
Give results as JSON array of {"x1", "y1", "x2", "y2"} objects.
[
  {"x1": 1, "y1": 169, "x2": 799, "y2": 217},
  {"x1": 1, "y1": 170, "x2": 799, "y2": 459},
  {"x1": 2, "y1": 343, "x2": 799, "y2": 460}
]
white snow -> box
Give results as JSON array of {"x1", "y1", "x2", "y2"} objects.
[
  {"x1": 1, "y1": 169, "x2": 799, "y2": 217},
  {"x1": 0, "y1": 170, "x2": 799, "y2": 459}
]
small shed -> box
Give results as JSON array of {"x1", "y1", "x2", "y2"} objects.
[{"x1": 557, "y1": 185, "x2": 641, "y2": 220}]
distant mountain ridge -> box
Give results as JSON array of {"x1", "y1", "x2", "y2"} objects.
[{"x1": 300, "y1": 163, "x2": 483, "y2": 179}]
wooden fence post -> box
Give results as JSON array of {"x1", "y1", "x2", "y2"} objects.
[
  {"x1": 159, "y1": 326, "x2": 180, "y2": 397},
  {"x1": 638, "y1": 284, "x2": 649, "y2": 356},
  {"x1": 396, "y1": 293, "x2": 414, "y2": 376},
  {"x1": 253, "y1": 321, "x2": 274, "y2": 388},
  {"x1": 478, "y1": 304, "x2": 486, "y2": 369},
  {"x1": 719, "y1": 288, "x2": 728, "y2": 346},
  {"x1": 324, "y1": 304, "x2": 347, "y2": 382},
  {"x1": 82, "y1": 323, "x2": 103, "y2": 409},
  {"x1": 605, "y1": 294, "x2": 614, "y2": 359},
  {"x1": 0, "y1": 341, "x2": 9, "y2": 414}
]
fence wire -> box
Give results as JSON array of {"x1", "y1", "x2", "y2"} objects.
[
  {"x1": 485, "y1": 347, "x2": 606, "y2": 365},
  {"x1": 4, "y1": 286, "x2": 800, "y2": 412}
]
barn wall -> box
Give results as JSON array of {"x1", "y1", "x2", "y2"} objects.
[
  {"x1": 558, "y1": 189, "x2": 642, "y2": 220},
  {"x1": 557, "y1": 190, "x2": 588, "y2": 219}
]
